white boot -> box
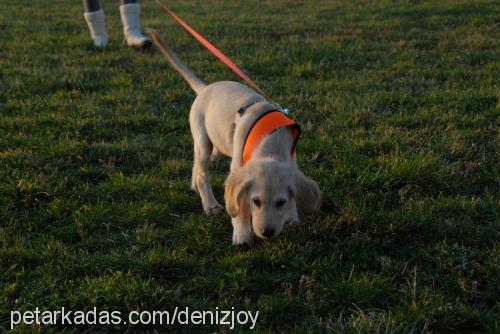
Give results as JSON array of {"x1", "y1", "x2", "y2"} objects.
[
  {"x1": 119, "y1": 3, "x2": 151, "y2": 48},
  {"x1": 83, "y1": 9, "x2": 108, "y2": 47}
]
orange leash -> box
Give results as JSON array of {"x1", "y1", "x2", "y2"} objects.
[{"x1": 155, "y1": 0, "x2": 276, "y2": 104}]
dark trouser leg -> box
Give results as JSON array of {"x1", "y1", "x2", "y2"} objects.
[
  {"x1": 84, "y1": 0, "x2": 138, "y2": 12},
  {"x1": 83, "y1": 0, "x2": 100, "y2": 12}
]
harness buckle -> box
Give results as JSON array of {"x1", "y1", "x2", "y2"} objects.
[{"x1": 275, "y1": 103, "x2": 289, "y2": 115}]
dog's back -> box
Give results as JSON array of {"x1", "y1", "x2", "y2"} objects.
[
  {"x1": 152, "y1": 32, "x2": 268, "y2": 157},
  {"x1": 198, "y1": 81, "x2": 261, "y2": 156}
]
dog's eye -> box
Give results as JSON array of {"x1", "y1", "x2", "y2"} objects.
[
  {"x1": 276, "y1": 199, "x2": 286, "y2": 208},
  {"x1": 253, "y1": 198, "x2": 261, "y2": 207}
]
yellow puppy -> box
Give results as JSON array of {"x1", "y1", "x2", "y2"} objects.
[{"x1": 152, "y1": 33, "x2": 320, "y2": 245}]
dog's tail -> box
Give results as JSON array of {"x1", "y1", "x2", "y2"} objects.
[{"x1": 151, "y1": 31, "x2": 207, "y2": 95}]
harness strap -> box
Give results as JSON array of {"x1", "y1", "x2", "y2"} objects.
[
  {"x1": 238, "y1": 99, "x2": 266, "y2": 115},
  {"x1": 242, "y1": 111, "x2": 301, "y2": 165}
]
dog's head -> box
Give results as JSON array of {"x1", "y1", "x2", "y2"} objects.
[{"x1": 224, "y1": 160, "x2": 320, "y2": 239}]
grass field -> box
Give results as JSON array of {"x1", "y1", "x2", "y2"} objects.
[{"x1": 1, "y1": 0, "x2": 499, "y2": 332}]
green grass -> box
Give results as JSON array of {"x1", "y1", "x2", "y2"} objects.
[{"x1": 0, "y1": 0, "x2": 499, "y2": 332}]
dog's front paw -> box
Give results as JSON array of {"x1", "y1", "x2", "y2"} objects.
[
  {"x1": 204, "y1": 203, "x2": 224, "y2": 216},
  {"x1": 233, "y1": 236, "x2": 252, "y2": 247},
  {"x1": 208, "y1": 203, "x2": 224, "y2": 216},
  {"x1": 233, "y1": 241, "x2": 252, "y2": 251},
  {"x1": 290, "y1": 209, "x2": 300, "y2": 224},
  {"x1": 232, "y1": 229, "x2": 252, "y2": 246}
]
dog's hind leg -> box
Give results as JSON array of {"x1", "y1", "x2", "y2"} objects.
[{"x1": 189, "y1": 108, "x2": 223, "y2": 215}]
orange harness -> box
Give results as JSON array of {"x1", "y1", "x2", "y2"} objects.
[{"x1": 242, "y1": 110, "x2": 301, "y2": 165}]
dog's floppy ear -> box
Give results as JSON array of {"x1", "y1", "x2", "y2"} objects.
[
  {"x1": 224, "y1": 168, "x2": 251, "y2": 217},
  {"x1": 293, "y1": 170, "x2": 321, "y2": 215}
]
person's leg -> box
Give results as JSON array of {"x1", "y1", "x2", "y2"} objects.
[
  {"x1": 119, "y1": 0, "x2": 152, "y2": 48},
  {"x1": 83, "y1": 0, "x2": 108, "y2": 47},
  {"x1": 83, "y1": 0, "x2": 100, "y2": 12}
]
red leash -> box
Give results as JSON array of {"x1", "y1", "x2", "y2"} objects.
[{"x1": 155, "y1": 0, "x2": 276, "y2": 103}]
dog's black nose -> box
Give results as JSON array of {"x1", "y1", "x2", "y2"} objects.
[{"x1": 262, "y1": 227, "x2": 275, "y2": 238}]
